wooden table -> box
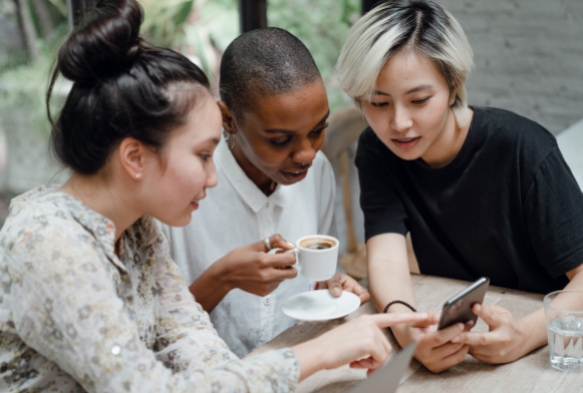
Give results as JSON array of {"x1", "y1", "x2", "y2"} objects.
[{"x1": 249, "y1": 275, "x2": 583, "y2": 392}]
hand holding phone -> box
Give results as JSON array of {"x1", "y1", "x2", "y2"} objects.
[{"x1": 438, "y1": 277, "x2": 490, "y2": 330}]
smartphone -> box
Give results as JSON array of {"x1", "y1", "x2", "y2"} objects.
[{"x1": 437, "y1": 277, "x2": 490, "y2": 330}]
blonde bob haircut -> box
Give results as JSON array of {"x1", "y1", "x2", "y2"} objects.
[{"x1": 336, "y1": 0, "x2": 474, "y2": 127}]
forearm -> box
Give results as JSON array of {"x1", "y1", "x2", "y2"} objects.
[
  {"x1": 517, "y1": 268, "x2": 583, "y2": 355},
  {"x1": 366, "y1": 234, "x2": 418, "y2": 346},
  {"x1": 369, "y1": 261, "x2": 418, "y2": 345},
  {"x1": 189, "y1": 262, "x2": 232, "y2": 313}
]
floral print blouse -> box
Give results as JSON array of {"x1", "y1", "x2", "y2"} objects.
[{"x1": 0, "y1": 186, "x2": 300, "y2": 392}]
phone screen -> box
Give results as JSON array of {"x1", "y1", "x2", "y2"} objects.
[{"x1": 437, "y1": 277, "x2": 490, "y2": 330}]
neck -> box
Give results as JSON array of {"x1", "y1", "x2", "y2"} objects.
[
  {"x1": 60, "y1": 172, "x2": 143, "y2": 242},
  {"x1": 421, "y1": 107, "x2": 473, "y2": 168},
  {"x1": 230, "y1": 143, "x2": 276, "y2": 196}
]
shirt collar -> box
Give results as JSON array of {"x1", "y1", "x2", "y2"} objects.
[{"x1": 215, "y1": 137, "x2": 292, "y2": 213}]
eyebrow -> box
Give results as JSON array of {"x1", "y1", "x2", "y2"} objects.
[
  {"x1": 373, "y1": 84, "x2": 434, "y2": 96},
  {"x1": 204, "y1": 137, "x2": 220, "y2": 146},
  {"x1": 264, "y1": 110, "x2": 330, "y2": 135}
]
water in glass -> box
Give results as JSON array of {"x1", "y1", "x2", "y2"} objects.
[{"x1": 547, "y1": 315, "x2": 583, "y2": 372}]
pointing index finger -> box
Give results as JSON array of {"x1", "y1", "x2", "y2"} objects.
[{"x1": 372, "y1": 312, "x2": 435, "y2": 328}]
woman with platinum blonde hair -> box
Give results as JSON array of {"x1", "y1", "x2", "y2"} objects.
[{"x1": 336, "y1": 0, "x2": 583, "y2": 373}]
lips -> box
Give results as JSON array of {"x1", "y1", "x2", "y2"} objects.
[
  {"x1": 190, "y1": 193, "x2": 205, "y2": 210},
  {"x1": 280, "y1": 170, "x2": 308, "y2": 183},
  {"x1": 391, "y1": 136, "x2": 420, "y2": 150}
]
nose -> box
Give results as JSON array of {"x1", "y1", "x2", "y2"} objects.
[
  {"x1": 205, "y1": 159, "x2": 218, "y2": 189},
  {"x1": 292, "y1": 137, "x2": 318, "y2": 166},
  {"x1": 390, "y1": 105, "x2": 413, "y2": 133}
]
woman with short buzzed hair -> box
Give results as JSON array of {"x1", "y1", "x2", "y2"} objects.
[{"x1": 161, "y1": 27, "x2": 371, "y2": 358}]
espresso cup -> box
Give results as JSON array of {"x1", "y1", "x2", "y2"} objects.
[{"x1": 290, "y1": 235, "x2": 339, "y2": 281}]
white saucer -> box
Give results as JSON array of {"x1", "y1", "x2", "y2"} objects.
[{"x1": 281, "y1": 290, "x2": 361, "y2": 321}]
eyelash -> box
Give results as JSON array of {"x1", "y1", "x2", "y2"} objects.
[
  {"x1": 412, "y1": 97, "x2": 430, "y2": 104},
  {"x1": 270, "y1": 137, "x2": 292, "y2": 147},
  {"x1": 269, "y1": 124, "x2": 328, "y2": 147},
  {"x1": 200, "y1": 154, "x2": 212, "y2": 161},
  {"x1": 370, "y1": 97, "x2": 430, "y2": 107}
]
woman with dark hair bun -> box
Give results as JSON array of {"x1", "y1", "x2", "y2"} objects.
[{"x1": 0, "y1": 0, "x2": 436, "y2": 391}]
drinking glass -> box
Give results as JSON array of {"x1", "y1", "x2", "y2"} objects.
[{"x1": 543, "y1": 290, "x2": 583, "y2": 372}]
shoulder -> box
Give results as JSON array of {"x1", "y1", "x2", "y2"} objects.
[
  {"x1": 0, "y1": 194, "x2": 110, "y2": 280},
  {"x1": 477, "y1": 107, "x2": 556, "y2": 152},
  {"x1": 2, "y1": 192, "x2": 79, "y2": 247},
  {"x1": 307, "y1": 151, "x2": 335, "y2": 187},
  {"x1": 475, "y1": 107, "x2": 558, "y2": 177}
]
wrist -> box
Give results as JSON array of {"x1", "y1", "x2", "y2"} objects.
[
  {"x1": 212, "y1": 255, "x2": 236, "y2": 292},
  {"x1": 292, "y1": 340, "x2": 326, "y2": 381},
  {"x1": 193, "y1": 257, "x2": 234, "y2": 297},
  {"x1": 517, "y1": 312, "x2": 547, "y2": 354},
  {"x1": 383, "y1": 300, "x2": 417, "y2": 313}
]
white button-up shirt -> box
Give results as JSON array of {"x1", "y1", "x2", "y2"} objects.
[{"x1": 161, "y1": 138, "x2": 336, "y2": 357}]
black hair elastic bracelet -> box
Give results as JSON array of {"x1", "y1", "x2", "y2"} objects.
[{"x1": 383, "y1": 300, "x2": 417, "y2": 314}]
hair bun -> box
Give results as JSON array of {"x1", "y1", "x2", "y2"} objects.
[{"x1": 58, "y1": 0, "x2": 143, "y2": 83}]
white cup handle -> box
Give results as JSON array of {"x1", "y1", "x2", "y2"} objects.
[{"x1": 284, "y1": 248, "x2": 300, "y2": 274}]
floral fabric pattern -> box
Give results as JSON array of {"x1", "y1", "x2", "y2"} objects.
[{"x1": 0, "y1": 186, "x2": 300, "y2": 392}]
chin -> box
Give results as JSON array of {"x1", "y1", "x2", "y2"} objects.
[
  {"x1": 158, "y1": 213, "x2": 193, "y2": 228},
  {"x1": 388, "y1": 149, "x2": 421, "y2": 162}
]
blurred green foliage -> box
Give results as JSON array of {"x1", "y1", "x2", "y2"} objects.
[
  {"x1": 0, "y1": 0, "x2": 360, "y2": 140},
  {"x1": 140, "y1": 0, "x2": 195, "y2": 47},
  {"x1": 0, "y1": 0, "x2": 201, "y2": 136},
  {"x1": 198, "y1": 0, "x2": 360, "y2": 110},
  {"x1": 269, "y1": 0, "x2": 360, "y2": 109}
]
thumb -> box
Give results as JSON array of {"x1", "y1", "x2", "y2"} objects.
[
  {"x1": 251, "y1": 234, "x2": 294, "y2": 253},
  {"x1": 269, "y1": 234, "x2": 295, "y2": 251},
  {"x1": 325, "y1": 273, "x2": 343, "y2": 297},
  {"x1": 472, "y1": 304, "x2": 502, "y2": 329},
  {"x1": 327, "y1": 280, "x2": 342, "y2": 297}
]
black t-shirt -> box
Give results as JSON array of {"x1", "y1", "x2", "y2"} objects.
[{"x1": 355, "y1": 106, "x2": 583, "y2": 294}]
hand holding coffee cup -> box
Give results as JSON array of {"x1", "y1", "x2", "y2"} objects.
[{"x1": 287, "y1": 235, "x2": 339, "y2": 281}]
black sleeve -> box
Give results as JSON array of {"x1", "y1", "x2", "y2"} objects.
[
  {"x1": 524, "y1": 145, "x2": 583, "y2": 278},
  {"x1": 355, "y1": 128, "x2": 408, "y2": 241}
]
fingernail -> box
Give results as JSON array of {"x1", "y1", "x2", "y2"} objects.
[
  {"x1": 287, "y1": 241, "x2": 294, "y2": 247},
  {"x1": 457, "y1": 323, "x2": 464, "y2": 330},
  {"x1": 355, "y1": 286, "x2": 362, "y2": 293},
  {"x1": 452, "y1": 335, "x2": 460, "y2": 343},
  {"x1": 333, "y1": 287, "x2": 341, "y2": 295},
  {"x1": 475, "y1": 304, "x2": 482, "y2": 311}
]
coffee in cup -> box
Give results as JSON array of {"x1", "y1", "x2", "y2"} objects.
[{"x1": 298, "y1": 237, "x2": 337, "y2": 250}]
